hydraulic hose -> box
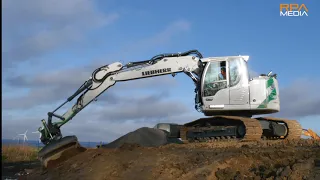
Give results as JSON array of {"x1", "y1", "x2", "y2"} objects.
[{"x1": 150, "y1": 49, "x2": 203, "y2": 61}]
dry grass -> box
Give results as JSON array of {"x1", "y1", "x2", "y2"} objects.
[{"x1": 2, "y1": 144, "x2": 39, "y2": 163}]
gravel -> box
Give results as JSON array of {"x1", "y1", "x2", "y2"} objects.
[{"x1": 101, "y1": 127, "x2": 183, "y2": 148}]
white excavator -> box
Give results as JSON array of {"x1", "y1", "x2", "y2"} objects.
[{"x1": 37, "y1": 50, "x2": 306, "y2": 168}]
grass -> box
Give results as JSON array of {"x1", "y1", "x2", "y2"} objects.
[{"x1": 2, "y1": 144, "x2": 40, "y2": 163}]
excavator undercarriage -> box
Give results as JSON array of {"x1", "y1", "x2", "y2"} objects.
[
  {"x1": 38, "y1": 115, "x2": 317, "y2": 168},
  {"x1": 177, "y1": 116, "x2": 302, "y2": 143}
]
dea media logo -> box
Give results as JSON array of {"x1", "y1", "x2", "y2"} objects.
[{"x1": 280, "y1": 4, "x2": 308, "y2": 16}]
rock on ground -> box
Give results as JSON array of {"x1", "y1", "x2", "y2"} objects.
[{"x1": 101, "y1": 127, "x2": 183, "y2": 148}]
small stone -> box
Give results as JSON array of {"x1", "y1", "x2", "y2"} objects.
[
  {"x1": 292, "y1": 163, "x2": 312, "y2": 171},
  {"x1": 297, "y1": 159, "x2": 304, "y2": 163},
  {"x1": 254, "y1": 175, "x2": 261, "y2": 180},
  {"x1": 281, "y1": 166, "x2": 292, "y2": 177},
  {"x1": 276, "y1": 167, "x2": 284, "y2": 176}
]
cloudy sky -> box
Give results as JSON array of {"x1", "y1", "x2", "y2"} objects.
[{"x1": 2, "y1": 0, "x2": 320, "y2": 142}]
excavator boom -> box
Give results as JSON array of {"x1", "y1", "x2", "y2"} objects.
[
  {"x1": 39, "y1": 50, "x2": 204, "y2": 145},
  {"x1": 37, "y1": 50, "x2": 207, "y2": 167}
]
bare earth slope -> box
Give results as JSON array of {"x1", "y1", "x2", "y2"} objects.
[{"x1": 25, "y1": 139, "x2": 320, "y2": 180}]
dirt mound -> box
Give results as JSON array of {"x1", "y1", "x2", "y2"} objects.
[
  {"x1": 101, "y1": 127, "x2": 183, "y2": 148},
  {"x1": 25, "y1": 139, "x2": 320, "y2": 180},
  {"x1": 45, "y1": 146, "x2": 87, "y2": 169}
]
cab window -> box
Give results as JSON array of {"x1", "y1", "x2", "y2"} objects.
[
  {"x1": 228, "y1": 58, "x2": 241, "y2": 87},
  {"x1": 203, "y1": 61, "x2": 227, "y2": 97}
]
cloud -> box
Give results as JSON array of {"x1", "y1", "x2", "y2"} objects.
[
  {"x1": 3, "y1": 62, "x2": 178, "y2": 110},
  {"x1": 2, "y1": 18, "x2": 189, "y2": 110},
  {"x1": 2, "y1": 91, "x2": 197, "y2": 142},
  {"x1": 107, "y1": 20, "x2": 192, "y2": 59},
  {"x1": 3, "y1": 76, "x2": 319, "y2": 142},
  {"x1": 63, "y1": 91, "x2": 194, "y2": 132},
  {"x1": 274, "y1": 78, "x2": 320, "y2": 118},
  {"x1": 2, "y1": 0, "x2": 119, "y2": 67},
  {"x1": 138, "y1": 20, "x2": 191, "y2": 46},
  {"x1": 3, "y1": 2, "x2": 317, "y2": 143},
  {"x1": 95, "y1": 99, "x2": 189, "y2": 122},
  {"x1": 63, "y1": 110, "x2": 202, "y2": 142},
  {"x1": 5, "y1": 63, "x2": 99, "y2": 88},
  {"x1": 2, "y1": 16, "x2": 194, "y2": 141}
]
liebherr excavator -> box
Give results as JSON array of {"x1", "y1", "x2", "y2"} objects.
[{"x1": 37, "y1": 50, "x2": 304, "y2": 167}]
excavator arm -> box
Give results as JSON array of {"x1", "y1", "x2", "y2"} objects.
[
  {"x1": 302, "y1": 129, "x2": 320, "y2": 140},
  {"x1": 39, "y1": 50, "x2": 204, "y2": 145}
]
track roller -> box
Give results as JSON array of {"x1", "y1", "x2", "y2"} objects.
[
  {"x1": 179, "y1": 116, "x2": 263, "y2": 142},
  {"x1": 256, "y1": 117, "x2": 302, "y2": 140}
]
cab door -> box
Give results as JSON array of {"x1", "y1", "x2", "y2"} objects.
[
  {"x1": 201, "y1": 60, "x2": 229, "y2": 109},
  {"x1": 228, "y1": 58, "x2": 250, "y2": 105}
]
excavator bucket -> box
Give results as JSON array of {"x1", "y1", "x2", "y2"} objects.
[{"x1": 38, "y1": 136, "x2": 87, "y2": 168}]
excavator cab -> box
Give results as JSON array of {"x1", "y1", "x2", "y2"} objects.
[{"x1": 198, "y1": 56, "x2": 280, "y2": 117}]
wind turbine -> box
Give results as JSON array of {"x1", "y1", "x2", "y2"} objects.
[
  {"x1": 12, "y1": 135, "x2": 21, "y2": 144},
  {"x1": 18, "y1": 130, "x2": 28, "y2": 143},
  {"x1": 12, "y1": 135, "x2": 19, "y2": 140},
  {"x1": 32, "y1": 130, "x2": 41, "y2": 143}
]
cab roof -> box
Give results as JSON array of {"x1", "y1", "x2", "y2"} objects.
[{"x1": 201, "y1": 55, "x2": 249, "y2": 62}]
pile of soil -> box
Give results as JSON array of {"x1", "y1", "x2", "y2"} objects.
[
  {"x1": 25, "y1": 139, "x2": 320, "y2": 180},
  {"x1": 101, "y1": 127, "x2": 183, "y2": 148}
]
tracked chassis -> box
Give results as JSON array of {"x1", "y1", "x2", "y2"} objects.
[{"x1": 179, "y1": 116, "x2": 302, "y2": 142}]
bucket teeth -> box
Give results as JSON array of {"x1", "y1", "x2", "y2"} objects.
[{"x1": 38, "y1": 136, "x2": 86, "y2": 168}]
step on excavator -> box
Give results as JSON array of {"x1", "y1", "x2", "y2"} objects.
[{"x1": 36, "y1": 50, "x2": 314, "y2": 168}]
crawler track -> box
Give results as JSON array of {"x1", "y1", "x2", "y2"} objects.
[
  {"x1": 256, "y1": 117, "x2": 303, "y2": 140},
  {"x1": 180, "y1": 116, "x2": 303, "y2": 143}
]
